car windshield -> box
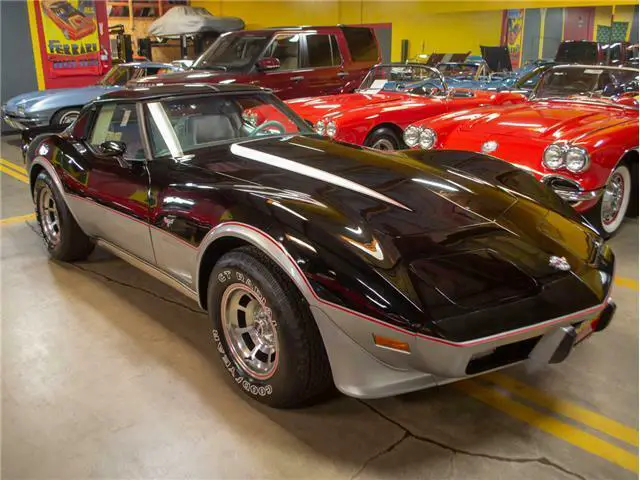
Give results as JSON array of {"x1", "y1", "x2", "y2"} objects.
[
  {"x1": 191, "y1": 34, "x2": 269, "y2": 71},
  {"x1": 98, "y1": 65, "x2": 145, "y2": 86},
  {"x1": 534, "y1": 66, "x2": 639, "y2": 98},
  {"x1": 513, "y1": 66, "x2": 549, "y2": 89},
  {"x1": 437, "y1": 63, "x2": 479, "y2": 79},
  {"x1": 145, "y1": 93, "x2": 312, "y2": 158},
  {"x1": 358, "y1": 65, "x2": 446, "y2": 96}
]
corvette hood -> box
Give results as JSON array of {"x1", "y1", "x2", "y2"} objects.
[
  {"x1": 459, "y1": 100, "x2": 636, "y2": 140},
  {"x1": 286, "y1": 92, "x2": 415, "y2": 122},
  {"x1": 193, "y1": 135, "x2": 588, "y2": 257}
]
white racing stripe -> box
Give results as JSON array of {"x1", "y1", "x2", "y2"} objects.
[{"x1": 230, "y1": 143, "x2": 411, "y2": 211}]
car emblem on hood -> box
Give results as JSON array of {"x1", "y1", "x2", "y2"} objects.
[
  {"x1": 549, "y1": 256, "x2": 571, "y2": 271},
  {"x1": 481, "y1": 140, "x2": 498, "y2": 154}
]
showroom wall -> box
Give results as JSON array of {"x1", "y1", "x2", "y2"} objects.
[
  {"x1": 0, "y1": 1, "x2": 38, "y2": 132},
  {"x1": 191, "y1": 0, "x2": 638, "y2": 62}
]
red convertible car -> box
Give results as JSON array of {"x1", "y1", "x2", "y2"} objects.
[
  {"x1": 286, "y1": 63, "x2": 527, "y2": 150},
  {"x1": 42, "y1": 0, "x2": 96, "y2": 41},
  {"x1": 403, "y1": 66, "x2": 639, "y2": 236}
]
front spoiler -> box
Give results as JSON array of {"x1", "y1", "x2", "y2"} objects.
[{"x1": 313, "y1": 298, "x2": 614, "y2": 399}]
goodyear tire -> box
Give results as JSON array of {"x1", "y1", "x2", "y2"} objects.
[
  {"x1": 34, "y1": 171, "x2": 94, "y2": 261},
  {"x1": 208, "y1": 246, "x2": 332, "y2": 408}
]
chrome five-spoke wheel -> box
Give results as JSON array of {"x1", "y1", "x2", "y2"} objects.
[
  {"x1": 38, "y1": 185, "x2": 61, "y2": 246},
  {"x1": 221, "y1": 284, "x2": 278, "y2": 380}
]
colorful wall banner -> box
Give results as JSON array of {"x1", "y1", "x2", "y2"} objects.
[
  {"x1": 28, "y1": 0, "x2": 111, "y2": 89},
  {"x1": 40, "y1": 0, "x2": 102, "y2": 77},
  {"x1": 505, "y1": 9, "x2": 525, "y2": 69}
]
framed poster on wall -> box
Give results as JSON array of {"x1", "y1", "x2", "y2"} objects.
[
  {"x1": 39, "y1": 0, "x2": 102, "y2": 77},
  {"x1": 504, "y1": 9, "x2": 524, "y2": 69},
  {"x1": 29, "y1": 0, "x2": 111, "y2": 89}
]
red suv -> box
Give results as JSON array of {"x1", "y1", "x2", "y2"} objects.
[{"x1": 132, "y1": 26, "x2": 381, "y2": 100}]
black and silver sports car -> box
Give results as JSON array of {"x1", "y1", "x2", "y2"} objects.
[{"x1": 23, "y1": 84, "x2": 616, "y2": 407}]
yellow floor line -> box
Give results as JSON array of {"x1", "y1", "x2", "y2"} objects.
[
  {"x1": 0, "y1": 165, "x2": 29, "y2": 184},
  {"x1": 0, "y1": 158, "x2": 27, "y2": 175},
  {"x1": 615, "y1": 277, "x2": 639, "y2": 291},
  {"x1": 484, "y1": 372, "x2": 638, "y2": 447},
  {"x1": 455, "y1": 380, "x2": 639, "y2": 473},
  {"x1": 0, "y1": 213, "x2": 36, "y2": 225}
]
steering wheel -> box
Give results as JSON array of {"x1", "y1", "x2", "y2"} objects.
[
  {"x1": 410, "y1": 85, "x2": 441, "y2": 96},
  {"x1": 571, "y1": 81, "x2": 590, "y2": 92},
  {"x1": 248, "y1": 120, "x2": 286, "y2": 137}
]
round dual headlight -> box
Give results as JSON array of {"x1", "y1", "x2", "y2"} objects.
[
  {"x1": 325, "y1": 121, "x2": 337, "y2": 138},
  {"x1": 403, "y1": 125, "x2": 420, "y2": 148},
  {"x1": 565, "y1": 147, "x2": 589, "y2": 173},
  {"x1": 419, "y1": 128, "x2": 437, "y2": 150},
  {"x1": 314, "y1": 120, "x2": 326, "y2": 136},
  {"x1": 543, "y1": 144, "x2": 565, "y2": 170}
]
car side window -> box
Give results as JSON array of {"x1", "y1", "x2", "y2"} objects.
[
  {"x1": 264, "y1": 34, "x2": 300, "y2": 70},
  {"x1": 306, "y1": 34, "x2": 341, "y2": 67},
  {"x1": 87, "y1": 103, "x2": 145, "y2": 160}
]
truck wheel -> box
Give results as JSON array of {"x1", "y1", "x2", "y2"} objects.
[
  {"x1": 34, "y1": 171, "x2": 94, "y2": 261},
  {"x1": 208, "y1": 246, "x2": 332, "y2": 408},
  {"x1": 587, "y1": 163, "x2": 632, "y2": 237},
  {"x1": 52, "y1": 108, "x2": 81, "y2": 126},
  {"x1": 364, "y1": 127, "x2": 402, "y2": 151}
]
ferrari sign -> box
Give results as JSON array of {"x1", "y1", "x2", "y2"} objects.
[{"x1": 39, "y1": 0, "x2": 101, "y2": 76}]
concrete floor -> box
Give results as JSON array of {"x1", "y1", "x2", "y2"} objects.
[{"x1": 1, "y1": 133, "x2": 638, "y2": 479}]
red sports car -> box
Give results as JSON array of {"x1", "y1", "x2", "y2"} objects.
[
  {"x1": 403, "y1": 68, "x2": 639, "y2": 236},
  {"x1": 42, "y1": 0, "x2": 96, "y2": 41},
  {"x1": 286, "y1": 63, "x2": 527, "y2": 150}
]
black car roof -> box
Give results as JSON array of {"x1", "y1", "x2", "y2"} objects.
[{"x1": 95, "y1": 83, "x2": 267, "y2": 102}]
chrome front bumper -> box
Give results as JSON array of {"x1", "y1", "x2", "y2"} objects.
[
  {"x1": 312, "y1": 298, "x2": 613, "y2": 399},
  {"x1": 542, "y1": 174, "x2": 603, "y2": 203},
  {"x1": 2, "y1": 109, "x2": 47, "y2": 130}
]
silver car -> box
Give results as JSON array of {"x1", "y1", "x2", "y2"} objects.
[{"x1": 2, "y1": 62, "x2": 181, "y2": 130}]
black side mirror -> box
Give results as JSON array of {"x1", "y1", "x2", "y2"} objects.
[{"x1": 99, "y1": 140, "x2": 126, "y2": 156}]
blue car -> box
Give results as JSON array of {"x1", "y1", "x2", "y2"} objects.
[
  {"x1": 2, "y1": 62, "x2": 181, "y2": 130},
  {"x1": 436, "y1": 59, "x2": 555, "y2": 92}
]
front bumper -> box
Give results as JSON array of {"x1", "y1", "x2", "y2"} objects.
[
  {"x1": 313, "y1": 297, "x2": 614, "y2": 399},
  {"x1": 2, "y1": 113, "x2": 47, "y2": 131},
  {"x1": 2, "y1": 105, "x2": 48, "y2": 130},
  {"x1": 542, "y1": 174, "x2": 603, "y2": 211}
]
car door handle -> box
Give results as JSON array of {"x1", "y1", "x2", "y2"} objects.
[
  {"x1": 290, "y1": 76, "x2": 304, "y2": 81},
  {"x1": 337, "y1": 72, "x2": 349, "y2": 78}
]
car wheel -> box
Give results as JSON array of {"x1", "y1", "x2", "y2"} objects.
[
  {"x1": 626, "y1": 161, "x2": 638, "y2": 218},
  {"x1": 52, "y1": 108, "x2": 81, "y2": 126},
  {"x1": 587, "y1": 163, "x2": 632, "y2": 237},
  {"x1": 364, "y1": 127, "x2": 402, "y2": 151},
  {"x1": 208, "y1": 246, "x2": 332, "y2": 408},
  {"x1": 34, "y1": 171, "x2": 94, "y2": 261}
]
